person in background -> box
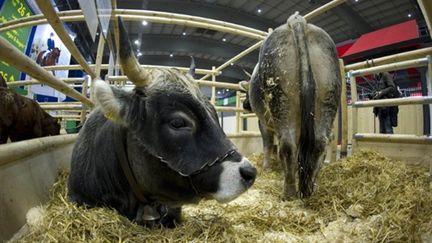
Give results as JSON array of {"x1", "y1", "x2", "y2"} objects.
[
  {"x1": 371, "y1": 72, "x2": 400, "y2": 134},
  {"x1": 47, "y1": 32, "x2": 55, "y2": 51}
]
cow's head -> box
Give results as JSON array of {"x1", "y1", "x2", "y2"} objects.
[{"x1": 93, "y1": 19, "x2": 256, "y2": 205}]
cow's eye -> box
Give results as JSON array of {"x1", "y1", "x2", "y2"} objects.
[{"x1": 170, "y1": 118, "x2": 186, "y2": 129}]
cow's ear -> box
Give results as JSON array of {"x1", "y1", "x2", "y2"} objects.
[{"x1": 94, "y1": 80, "x2": 130, "y2": 123}]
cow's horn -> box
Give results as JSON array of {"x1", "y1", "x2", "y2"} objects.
[
  {"x1": 188, "y1": 56, "x2": 196, "y2": 77},
  {"x1": 242, "y1": 69, "x2": 252, "y2": 78},
  {"x1": 118, "y1": 17, "x2": 150, "y2": 88}
]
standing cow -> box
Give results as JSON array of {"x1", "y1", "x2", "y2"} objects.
[
  {"x1": 0, "y1": 78, "x2": 61, "y2": 144},
  {"x1": 68, "y1": 19, "x2": 257, "y2": 228},
  {"x1": 247, "y1": 13, "x2": 341, "y2": 199}
]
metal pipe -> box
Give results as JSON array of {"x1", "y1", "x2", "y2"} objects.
[
  {"x1": 0, "y1": 134, "x2": 78, "y2": 166},
  {"x1": 353, "y1": 96, "x2": 432, "y2": 108},
  {"x1": 35, "y1": 0, "x2": 97, "y2": 78},
  {"x1": 354, "y1": 133, "x2": 432, "y2": 144},
  {"x1": 351, "y1": 58, "x2": 429, "y2": 77},
  {"x1": 0, "y1": 36, "x2": 93, "y2": 107},
  {"x1": 200, "y1": 41, "x2": 263, "y2": 80}
]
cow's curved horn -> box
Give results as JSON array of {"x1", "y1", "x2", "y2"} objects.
[
  {"x1": 188, "y1": 56, "x2": 196, "y2": 77},
  {"x1": 238, "y1": 80, "x2": 250, "y2": 92},
  {"x1": 118, "y1": 18, "x2": 150, "y2": 88},
  {"x1": 242, "y1": 69, "x2": 252, "y2": 79}
]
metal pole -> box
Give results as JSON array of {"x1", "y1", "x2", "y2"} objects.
[
  {"x1": 349, "y1": 71, "x2": 358, "y2": 152},
  {"x1": 339, "y1": 59, "x2": 348, "y2": 157},
  {"x1": 80, "y1": 75, "x2": 91, "y2": 123},
  {"x1": 0, "y1": 36, "x2": 93, "y2": 107},
  {"x1": 211, "y1": 66, "x2": 216, "y2": 105},
  {"x1": 35, "y1": 0, "x2": 97, "y2": 78}
]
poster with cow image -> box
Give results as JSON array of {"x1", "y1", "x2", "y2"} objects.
[{"x1": 26, "y1": 24, "x2": 72, "y2": 102}]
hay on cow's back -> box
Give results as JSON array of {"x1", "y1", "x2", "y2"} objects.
[{"x1": 14, "y1": 151, "x2": 432, "y2": 242}]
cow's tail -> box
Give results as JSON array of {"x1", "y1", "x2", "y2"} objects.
[{"x1": 287, "y1": 12, "x2": 316, "y2": 198}]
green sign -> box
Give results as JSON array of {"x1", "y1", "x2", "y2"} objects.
[{"x1": 0, "y1": 0, "x2": 33, "y2": 84}]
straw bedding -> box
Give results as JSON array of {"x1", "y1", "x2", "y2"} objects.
[{"x1": 14, "y1": 151, "x2": 432, "y2": 242}]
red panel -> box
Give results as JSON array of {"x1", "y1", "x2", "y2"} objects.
[
  {"x1": 336, "y1": 42, "x2": 354, "y2": 57},
  {"x1": 342, "y1": 20, "x2": 419, "y2": 57}
]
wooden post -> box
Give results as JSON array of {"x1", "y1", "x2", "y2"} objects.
[
  {"x1": 35, "y1": 0, "x2": 97, "y2": 78},
  {"x1": 339, "y1": 59, "x2": 348, "y2": 157},
  {"x1": 349, "y1": 71, "x2": 358, "y2": 152},
  {"x1": 210, "y1": 66, "x2": 216, "y2": 105},
  {"x1": 235, "y1": 91, "x2": 241, "y2": 133},
  {"x1": 427, "y1": 55, "x2": 432, "y2": 182},
  {"x1": 427, "y1": 55, "x2": 432, "y2": 137},
  {"x1": 94, "y1": 35, "x2": 106, "y2": 78},
  {"x1": 80, "y1": 75, "x2": 91, "y2": 123},
  {"x1": 328, "y1": 109, "x2": 338, "y2": 162}
]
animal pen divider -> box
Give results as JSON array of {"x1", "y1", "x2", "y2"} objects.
[
  {"x1": 348, "y1": 55, "x2": 432, "y2": 172},
  {"x1": 0, "y1": 0, "x2": 429, "y2": 163},
  {"x1": 1, "y1": 0, "x2": 432, "y2": 239}
]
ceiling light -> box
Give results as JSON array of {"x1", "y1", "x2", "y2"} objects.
[
  {"x1": 134, "y1": 40, "x2": 139, "y2": 45},
  {"x1": 355, "y1": 0, "x2": 358, "y2": 2},
  {"x1": 137, "y1": 52, "x2": 142, "y2": 57},
  {"x1": 408, "y1": 13, "x2": 412, "y2": 18},
  {"x1": 225, "y1": 89, "x2": 229, "y2": 91},
  {"x1": 182, "y1": 32, "x2": 186, "y2": 36},
  {"x1": 230, "y1": 62, "x2": 234, "y2": 66},
  {"x1": 257, "y1": 8, "x2": 262, "y2": 14},
  {"x1": 222, "y1": 38, "x2": 226, "y2": 42},
  {"x1": 169, "y1": 53, "x2": 174, "y2": 58},
  {"x1": 142, "y1": 20, "x2": 148, "y2": 26}
]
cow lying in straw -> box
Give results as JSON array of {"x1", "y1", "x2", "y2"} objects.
[{"x1": 68, "y1": 19, "x2": 257, "y2": 228}]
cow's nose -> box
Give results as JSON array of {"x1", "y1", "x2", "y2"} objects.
[{"x1": 239, "y1": 165, "x2": 257, "y2": 187}]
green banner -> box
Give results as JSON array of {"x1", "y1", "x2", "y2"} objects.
[{"x1": 0, "y1": 0, "x2": 33, "y2": 84}]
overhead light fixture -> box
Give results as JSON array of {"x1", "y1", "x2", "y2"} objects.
[
  {"x1": 230, "y1": 62, "x2": 234, "y2": 66},
  {"x1": 222, "y1": 38, "x2": 226, "y2": 42},
  {"x1": 142, "y1": 20, "x2": 148, "y2": 26},
  {"x1": 355, "y1": 0, "x2": 358, "y2": 2},
  {"x1": 170, "y1": 53, "x2": 174, "y2": 58},
  {"x1": 257, "y1": 8, "x2": 262, "y2": 14},
  {"x1": 137, "y1": 52, "x2": 142, "y2": 57},
  {"x1": 408, "y1": 13, "x2": 412, "y2": 18},
  {"x1": 182, "y1": 32, "x2": 186, "y2": 36},
  {"x1": 134, "y1": 40, "x2": 140, "y2": 45}
]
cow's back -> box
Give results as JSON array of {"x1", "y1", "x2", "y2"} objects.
[
  {"x1": 250, "y1": 13, "x2": 340, "y2": 197},
  {"x1": 251, "y1": 16, "x2": 340, "y2": 134},
  {"x1": 305, "y1": 24, "x2": 341, "y2": 138}
]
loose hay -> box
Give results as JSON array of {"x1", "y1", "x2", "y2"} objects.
[{"x1": 14, "y1": 151, "x2": 432, "y2": 242}]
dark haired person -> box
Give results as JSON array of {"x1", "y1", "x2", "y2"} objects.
[{"x1": 371, "y1": 72, "x2": 400, "y2": 134}]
